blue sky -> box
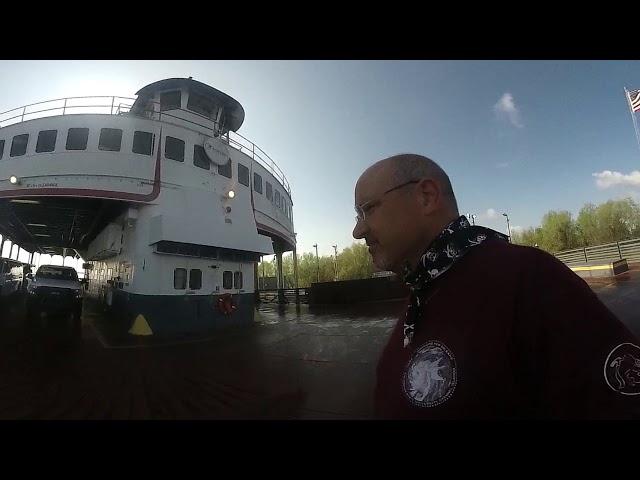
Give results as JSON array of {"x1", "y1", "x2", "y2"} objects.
[{"x1": 1, "y1": 60, "x2": 640, "y2": 260}]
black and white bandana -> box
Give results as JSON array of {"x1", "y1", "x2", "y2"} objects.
[{"x1": 402, "y1": 215, "x2": 508, "y2": 347}]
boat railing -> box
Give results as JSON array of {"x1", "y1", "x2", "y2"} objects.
[{"x1": 0, "y1": 95, "x2": 291, "y2": 197}]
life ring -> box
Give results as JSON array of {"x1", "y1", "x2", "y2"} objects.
[{"x1": 218, "y1": 293, "x2": 235, "y2": 315}]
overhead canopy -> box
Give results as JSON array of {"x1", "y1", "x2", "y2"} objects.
[
  {"x1": 132, "y1": 77, "x2": 246, "y2": 132},
  {"x1": 0, "y1": 197, "x2": 127, "y2": 257}
]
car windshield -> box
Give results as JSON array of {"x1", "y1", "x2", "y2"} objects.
[{"x1": 36, "y1": 266, "x2": 79, "y2": 281}]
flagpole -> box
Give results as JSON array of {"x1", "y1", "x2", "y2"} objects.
[{"x1": 624, "y1": 87, "x2": 640, "y2": 154}]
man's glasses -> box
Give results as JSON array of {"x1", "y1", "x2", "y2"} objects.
[{"x1": 354, "y1": 180, "x2": 419, "y2": 223}]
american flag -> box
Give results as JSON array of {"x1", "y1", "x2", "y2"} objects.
[{"x1": 628, "y1": 88, "x2": 640, "y2": 113}]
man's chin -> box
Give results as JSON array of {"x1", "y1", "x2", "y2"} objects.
[{"x1": 372, "y1": 254, "x2": 391, "y2": 272}]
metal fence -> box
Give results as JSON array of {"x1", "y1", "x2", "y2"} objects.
[{"x1": 553, "y1": 238, "x2": 640, "y2": 264}]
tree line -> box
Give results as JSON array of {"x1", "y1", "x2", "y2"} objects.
[
  {"x1": 258, "y1": 243, "x2": 376, "y2": 288},
  {"x1": 259, "y1": 197, "x2": 640, "y2": 287},
  {"x1": 511, "y1": 197, "x2": 640, "y2": 252}
]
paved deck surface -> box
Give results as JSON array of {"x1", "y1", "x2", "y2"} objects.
[{"x1": 1, "y1": 265, "x2": 639, "y2": 420}]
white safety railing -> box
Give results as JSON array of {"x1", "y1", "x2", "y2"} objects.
[{"x1": 0, "y1": 95, "x2": 291, "y2": 196}]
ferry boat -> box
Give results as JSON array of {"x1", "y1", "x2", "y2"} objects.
[{"x1": 0, "y1": 77, "x2": 296, "y2": 335}]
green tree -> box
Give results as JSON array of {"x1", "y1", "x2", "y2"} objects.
[
  {"x1": 336, "y1": 243, "x2": 375, "y2": 280},
  {"x1": 539, "y1": 210, "x2": 578, "y2": 252}
]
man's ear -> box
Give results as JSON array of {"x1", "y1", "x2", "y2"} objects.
[{"x1": 417, "y1": 177, "x2": 441, "y2": 215}]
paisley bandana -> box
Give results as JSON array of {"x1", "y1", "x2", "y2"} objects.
[{"x1": 402, "y1": 215, "x2": 508, "y2": 347}]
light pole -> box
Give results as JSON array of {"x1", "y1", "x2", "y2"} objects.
[
  {"x1": 312, "y1": 244, "x2": 319, "y2": 283},
  {"x1": 332, "y1": 245, "x2": 338, "y2": 281},
  {"x1": 502, "y1": 213, "x2": 511, "y2": 243}
]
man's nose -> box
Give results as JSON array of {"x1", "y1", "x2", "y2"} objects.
[{"x1": 353, "y1": 218, "x2": 366, "y2": 239}]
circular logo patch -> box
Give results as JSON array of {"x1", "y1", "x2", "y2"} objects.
[
  {"x1": 604, "y1": 343, "x2": 640, "y2": 395},
  {"x1": 403, "y1": 340, "x2": 457, "y2": 407}
]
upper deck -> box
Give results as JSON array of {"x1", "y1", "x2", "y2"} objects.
[{"x1": 0, "y1": 78, "x2": 291, "y2": 196}]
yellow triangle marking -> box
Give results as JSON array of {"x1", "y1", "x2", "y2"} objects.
[
  {"x1": 253, "y1": 308, "x2": 263, "y2": 323},
  {"x1": 129, "y1": 314, "x2": 153, "y2": 336}
]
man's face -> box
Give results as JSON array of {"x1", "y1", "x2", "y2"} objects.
[{"x1": 352, "y1": 166, "x2": 422, "y2": 273}]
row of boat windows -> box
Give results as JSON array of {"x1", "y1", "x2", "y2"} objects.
[
  {"x1": 0, "y1": 127, "x2": 293, "y2": 220},
  {"x1": 173, "y1": 268, "x2": 242, "y2": 290}
]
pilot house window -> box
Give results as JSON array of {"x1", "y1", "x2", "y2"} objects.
[
  {"x1": 266, "y1": 182, "x2": 273, "y2": 201},
  {"x1": 98, "y1": 128, "x2": 123, "y2": 152},
  {"x1": 160, "y1": 91, "x2": 181, "y2": 111},
  {"x1": 187, "y1": 91, "x2": 216, "y2": 119},
  {"x1": 0, "y1": 139, "x2": 4, "y2": 160}
]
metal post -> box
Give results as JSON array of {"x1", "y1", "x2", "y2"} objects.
[
  {"x1": 617, "y1": 242, "x2": 622, "y2": 260},
  {"x1": 254, "y1": 260, "x2": 260, "y2": 305},
  {"x1": 333, "y1": 245, "x2": 338, "y2": 281},
  {"x1": 293, "y1": 241, "x2": 300, "y2": 305},
  {"x1": 313, "y1": 244, "x2": 319, "y2": 283},
  {"x1": 502, "y1": 213, "x2": 511, "y2": 243},
  {"x1": 276, "y1": 250, "x2": 285, "y2": 305}
]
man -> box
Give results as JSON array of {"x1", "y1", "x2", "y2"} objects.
[{"x1": 352, "y1": 153, "x2": 640, "y2": 419}]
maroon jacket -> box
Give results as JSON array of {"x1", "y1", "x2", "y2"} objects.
[{"x1": 374, "y1": 239, "x2": 640, "y2": 419}]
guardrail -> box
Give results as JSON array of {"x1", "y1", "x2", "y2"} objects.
[
  {"x1": 553, "y1": 238, "x2": 640, "y2": 264},
  {"x1": 0, "y1": 94, "x2": 292, "y2": 196}
]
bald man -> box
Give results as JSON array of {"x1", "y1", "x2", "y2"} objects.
[{"x1": 353, "y1": 153, "x2": 640, "y2": 419}]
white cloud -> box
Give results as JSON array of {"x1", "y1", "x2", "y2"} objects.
[
  {"x1": 509, "y1": 225, "x2": 523, "y2": 233},
  {"x1": 496, "y1": 162, "x2": 510, "y2": 168},
  {"x1": 485, "y1": 208, "x2": 498, "y2": 220},
  {"x1": 493, "y1": 92, "x2": 523, "y2": 128},
  {"x1": 592, "y1": 170, "x2": 640, "y2": 189}
]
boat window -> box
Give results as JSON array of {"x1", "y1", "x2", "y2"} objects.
[
  {"x1": 238, "y1": 163, "x2": 250, "y2": 187},
  {"x1": 193, "y1": 145, "x2": 210, "y2": 170},
  {"x1": 223, "y1": 270, "x2": 233, "y2": 289},
  {"x1": 187, "y1": 91, "x2": 216, "y2": 119},
  {"x1": 174, "y1": 268, "x2": 187, "y2": 290},
  {"x1": 266, "y1": 182, "x2": 273, "y2": 201},
  {"x1": 275, "y1": 190, "x2": 281, "y2": 207},
  {"x1": 218, "y1": 159, "x2": 232, "y2": 178},
  {"x1": 66, "y1": 128, "x2": 89, "y2": 150},
  {"x1": 10, "y1": 134, "x2": 29, "y2": 157},
  {"x1": 165, "y1": 136, "x2": 185, "y2": 162},
  {"x1": 189, "y1": 269, "x2": 202, "y2": 290},
  {"x1": 98, "y1": 128, "x2": 123, "y2": 152},
  {"x1": 253, "y1": 173, "x2": 263, "y2": 194},
  {"x1": 132, "y1": 131, "x2": 154, "y2": 156},
  {"x1": 35, "y1": 130, "x2": 57, "y2": 153},
  {"x1": 0, "y1": 139, "x2": 4, "y2": 160},
  {"x1": 234, "y1": 271, "x2": 243, "y2": 289},
  {"x1": 160, "y1": 91, "x2": 181, "y2": 111}
]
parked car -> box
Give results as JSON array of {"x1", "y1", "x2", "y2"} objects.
[{"x1": 26, "y1": 264, "x2": 85, "y2": 337}]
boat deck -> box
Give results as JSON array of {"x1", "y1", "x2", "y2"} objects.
[{"x1": 0, "y1": 265, "x2": 639, "y2": 420}]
